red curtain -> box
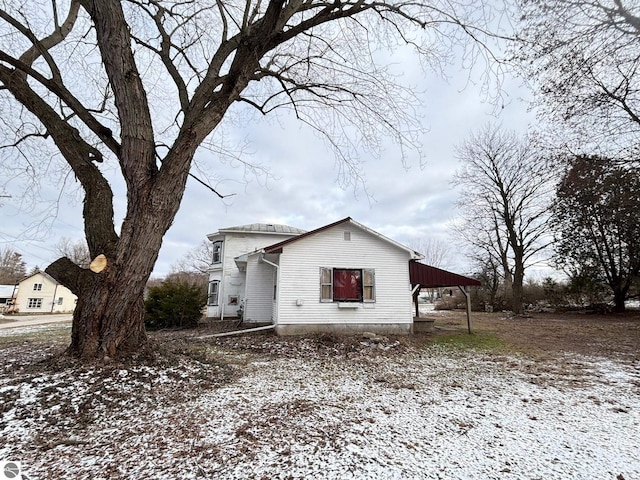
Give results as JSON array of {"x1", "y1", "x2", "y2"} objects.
[{"x1": 333, "y1": 269, "x2": 361, "y2": 301}]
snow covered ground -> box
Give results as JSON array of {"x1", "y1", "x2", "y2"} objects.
[{"x1": 0, "y1": 327, "x2": 639, "y2": 479}]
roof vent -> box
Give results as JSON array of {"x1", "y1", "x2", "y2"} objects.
[{"x1": 344, "y1": 231, "x2": 351, "y2": 241}]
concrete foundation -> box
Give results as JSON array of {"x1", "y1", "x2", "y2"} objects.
[
  {"x1": 275, "y1": 323, "x2": 412, "y2": 336},
  {"x1": 413, "y1": 317, "x2": 436, "y2": 333}
]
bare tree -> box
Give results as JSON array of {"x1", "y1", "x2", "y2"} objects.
[
  {"x1": 168, "y1": 241, "x2": 212, "y2": 298},
  {"x1": 171, "y1": 240, "x2": 213, "y2": 275},
  {"x1": 0, "y1": 247, "x2": 26, "y2": 284},
  {"x1": 55, "y1": 237, "x2": 91, "y2": 269},
  {"x1": 408, "y1": 237, "x2": 454, "y2": 302},
  {"x1": 453, "y1": 124, "x2": 554, "y2": 314},
  {"x1": 0, "y1": 0, "x2": 505, "y2": 359},
  {"x1": 513, "y1": 0, "x2": 640, "y2": 163},
  {"x1": 408, "y1": 238, "x2": 453, "y2": 269},
  {"x1": 471, "y1": 253, "x2": 503, "y2": 311}
]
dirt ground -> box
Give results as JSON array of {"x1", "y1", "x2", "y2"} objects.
[
  {"x1": 152, "y1": 309, "x2": 640, "y2": 366},
  {"x1": 2, "y1": 309, "x2": 638, "y2": 364},
  {"x1": 428, "y1": 309, "x2": 640, "y2": 361}
]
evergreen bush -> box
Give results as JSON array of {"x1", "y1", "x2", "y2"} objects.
[{"x1": 145, "y1": 280, "x2": 206, "y2": 329}]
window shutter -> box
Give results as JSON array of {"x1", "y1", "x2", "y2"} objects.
[
  {"x1": 320, "y1": 267, "x2": 332, "y2": 302},
  {"x1": 363, "y1": 268, "x2": 375, "y2": 302}
]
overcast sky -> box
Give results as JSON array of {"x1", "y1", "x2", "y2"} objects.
[{"x1": 1, "y1": 45, "x2": 536, "y2": 278}]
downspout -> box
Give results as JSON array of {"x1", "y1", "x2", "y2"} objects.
[
  {"x1": 260, "y1": 254, "x2": 279, "y2": 325},
  {"x1": 10, "y1": 283, "x2": 18, "y2": 313},
  {"x1": 220, "y1": 278, "x2": 225, "y2": 322},
  {"x1": 51, "y1": 283, "x2": 59, "y2": 313}
]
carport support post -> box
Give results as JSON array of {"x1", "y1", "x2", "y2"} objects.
[
  {"x1": 411, "y1": 284, "x2": 421, "y2": 318},
  {"x1": 458, "y1": 285, "x2": 472, "y2": 334}
]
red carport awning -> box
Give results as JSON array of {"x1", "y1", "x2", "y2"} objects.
[
  {"x1": 409, "y1": 260, "x2": 480, "y2": 334},
  {"x1": 409, "y1": 260, "x2": 481, "y2": 287}
]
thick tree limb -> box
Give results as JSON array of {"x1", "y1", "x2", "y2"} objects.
[{"x1": 45, "y1": 257, "x2": 92, "y2": 295}]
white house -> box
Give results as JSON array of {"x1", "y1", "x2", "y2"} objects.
[
  {"x1": 205, "y1": 223, "x2": 306, "y2": 319},
  {"x1": 13, "y1": 271, "x2": 77, "y2": 314},
  {"x1": 207, "y1": 218, "x2": 426, "y2": 334}
]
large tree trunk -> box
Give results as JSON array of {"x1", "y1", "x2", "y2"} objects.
[
  {"x1": 69, "y1": 280, "x2": 147, "y2": 358},
  {"x1": 511, "y1": 279, "x2": 524, "y2": 315},
  {"x1": 511, "y1": 255, "x2": 525, "y2": 315},
  {"x1": 46, "y1": 224, "x2": 165, "y2": 358},
  {"x1": 45, "y1": 143, "x2": 194, "y2": 359},
  {"x1": 612, "y1": 289, "x2": 627, "y2": 313}
]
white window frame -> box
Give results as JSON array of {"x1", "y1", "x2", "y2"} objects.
[
  {"x1": 33, "y1": 283, "x2": 42, "y2": 291},
  {"x1": 208, "y1": 281, "x2": 220, "y2": 306},
  {"x1": 320, "y1": 267, "x2": 375, "y2": 303},
  {"x1": 212, "y1": 241, "x2": 223, "y2": 264},
  {"x1": 27, "y1": 298, "x2": 42, "y2": 309}
]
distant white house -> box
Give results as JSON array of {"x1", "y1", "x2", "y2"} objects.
[
  {"x1": 206, "y1": 218, "x2": 426, "y2": 334},
  {"x1": 13, "y1": 271, "x2": 77, "y2": 314}
]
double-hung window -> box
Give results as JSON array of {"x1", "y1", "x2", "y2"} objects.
[
  {"x1": 320, "y1": 268, "x2": 375, "y2": 303},
  {"x1": 208, "y1": 281, "x2": 220, "y2": 305},
  {"x1": 211, "y1": 241, "x2": 223, "y2": 264},
  {"x1": 27, "y1": 298, "x2": 42, "y2": 309}
]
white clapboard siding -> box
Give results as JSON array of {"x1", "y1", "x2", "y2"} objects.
[
  {"x1": 209, "y1": 232, "x2": 298, "y2": 318},
  {"x1": 276, "y1": 224, "x2": 413, "y2": 325},
  {"x1": 243, "y1": 255, "x2": 277, "y2": 324}
]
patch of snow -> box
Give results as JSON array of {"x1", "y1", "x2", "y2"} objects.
[{"x1": 1, "y1": 346, "x2": 638, "y2": 479}]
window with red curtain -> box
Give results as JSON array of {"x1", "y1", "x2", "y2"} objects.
[{"x1": 333, "y1": 269, "x2": 362, "y2": 301}]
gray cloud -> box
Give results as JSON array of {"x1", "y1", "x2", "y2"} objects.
[{"x1": 2, "y1": 56, "x2": 534, "y2": 278}]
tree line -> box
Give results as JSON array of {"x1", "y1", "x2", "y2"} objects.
[{"x1": 452, "y1": 126, "x2": 640, "y2": 315}]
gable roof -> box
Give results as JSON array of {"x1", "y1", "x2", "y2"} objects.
[
  {"x1": 409, "y1": 260, "x2": 481, "y2": 287},
  {"x1": 18, "y1": 270, "x2": 60, "y2": 285},
  {"x1": 263, "y1": 217, "x2": 423, "y2": 259}
]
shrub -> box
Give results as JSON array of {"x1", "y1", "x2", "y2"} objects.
[{"x1": 145, "y1": 280, "x2": 206, "y2": 329}]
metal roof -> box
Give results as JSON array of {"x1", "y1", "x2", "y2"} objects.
[
  {"x1": 409, "y1": 260, "x2": 481, "y2": 287},
  {"x1": 0, "y1": 285, "x2": 16, "y2": 298},
  {"x1": 217, "y1": 223, "x2": 306, "y2": 235}
]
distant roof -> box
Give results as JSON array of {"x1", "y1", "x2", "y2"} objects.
[
  {"x1": 216, "y1": 223, "x2": 307, "y2": 235},
  {"x1": 409, "y1": 261, "x2": 481, "y2": 287},
  {"x1": 0, "y1": 285, "x2": 16, "y2": 297},
  {"x1": 18, "y1": 270, "x2": 59, "y2": 285}
]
